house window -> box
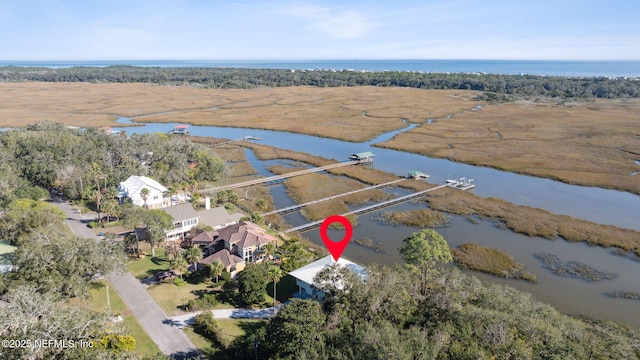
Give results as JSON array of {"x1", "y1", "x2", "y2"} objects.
[
  {"x1": 244, "y1": 248, "x2": 253, "y2": 263},
  {"x1": 174, "y1": 222, "x2": 181, "y2": 229},
  {"x1": 153, "y1": 195, "x2": 159, "y2": 200}
]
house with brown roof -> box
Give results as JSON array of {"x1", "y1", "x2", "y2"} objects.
[
  {"x1": 199, "y1": 249, "x2": 245, "y2": 278},
  {"x1": 215, "y1": 221, "x2": 277, "y2": 264}
]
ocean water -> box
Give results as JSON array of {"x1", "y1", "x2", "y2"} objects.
[{"x1": 1, "y1": 59, "x2": 639, "y2": 77}]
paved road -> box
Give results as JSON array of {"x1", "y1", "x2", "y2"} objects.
[
  {"x1": 54, "y1": 199, "x2": 200, "y2": 359},
  {"x1": 169, "y1": 305, "x2": 282, "y2": 329}
]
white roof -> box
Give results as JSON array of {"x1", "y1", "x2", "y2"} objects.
[
  {"x1": 288, "y1": 255, "x2": 366, "y2": 287},
  {"x1": 119, "y1": 175, "x2": 168, "y2": 197}
]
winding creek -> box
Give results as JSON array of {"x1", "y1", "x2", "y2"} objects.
[{"x1": 115, "y1": 118, "x2": 640, "y2": 328}]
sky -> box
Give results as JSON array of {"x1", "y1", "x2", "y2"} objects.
[{"x1": 2, "y1": 0, "x2": 639, "y2": 60}]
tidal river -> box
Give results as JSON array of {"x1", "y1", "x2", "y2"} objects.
[{"x1": 115, "y1": 119, "x2": 640, "y2": 328}]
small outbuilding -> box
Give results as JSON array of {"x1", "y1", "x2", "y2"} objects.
[
  {"x1": 407, "y1": 170, "x2": 429, "y2": 179},
  {"x1": 349, "y1": 151, "x2": 376, "y2": 163}
]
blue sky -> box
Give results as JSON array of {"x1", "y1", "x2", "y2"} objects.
[{"x1": 2, "y1": 0, "x2": 639, "y2": 60}]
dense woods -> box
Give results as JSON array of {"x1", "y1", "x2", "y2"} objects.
[
  {"x1": 1, "y1": 66, "x2": 639, "y2": 100},
  {"x1": 226, "y1": 265, "x2": 640, "y2": 360},
  {"x1": 0, "y1": 121, "x2": 226, "y2": 207}
]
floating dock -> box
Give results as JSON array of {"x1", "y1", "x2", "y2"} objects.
[
  {"x1": 446, "y1": 177, "x2": 475, "y2": 190},
  {"x1": 168, "y1": 125, "x2": 190, "y2": 135}
]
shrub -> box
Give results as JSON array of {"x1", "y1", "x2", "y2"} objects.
[
  {"x1": 220, "y1": 271, "x2": 231, "y2": 282},
  {"x1": 173, "y1": 277, "x2": 186, "y2": 287},
  {"x1": 193, "y1": 312, "x2": 227, "y2": 348},
  {"x1": 187, "y1": 293, "x2": 218, "y2": 311},
  {"x1": 88, "y1": 221, "x2": 99, "y2": 229}
]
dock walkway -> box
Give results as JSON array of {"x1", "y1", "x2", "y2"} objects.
[
  {"x1": 262, "y1": 178, "x2": 407, "y2": 216},
  {"x1": 201, "y1": 160, "x2": 361, "y2": 193},
  {"x1": 284, "y1": 184, "x2": 447, "y2": 233}
]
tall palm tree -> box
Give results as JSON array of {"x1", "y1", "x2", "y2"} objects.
[
  {"x1": 140, "y1": 187, "x2": 150, "y2": 208},
  {"x1": 267, "y1": 265, "x2": 283, "y2": 308},
  {"x1": 172, "y1": 256, "x2": 189, "y2": 280},
  {"x1": 165, "y1": 242, "x2": 183, "y2": 268},
  {"x1": 185, "y1": 246, "x2": 203, "y2": 272},
  {"x1": 262, "y1": 242, "x2": 276, "y2": 261},
  {"x1": 208, "y1": 260, "x2": 224, "y2": 284}
]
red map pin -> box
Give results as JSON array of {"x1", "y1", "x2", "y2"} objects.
[{"x1": 320, "y1": 215, "x2": 353, "y2": 262}]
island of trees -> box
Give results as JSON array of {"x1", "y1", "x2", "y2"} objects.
[{"x1": 1, "y1": 65, "x2": 639, "y2": 100}]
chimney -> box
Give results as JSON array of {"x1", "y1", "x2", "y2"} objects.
[{"x1": 205, "y1": 197, "x2": 211, "y2": 210}]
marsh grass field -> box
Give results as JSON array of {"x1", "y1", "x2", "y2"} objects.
[
  {"x1": 376, "y1": 99, "x2": 640, "y2": 195},
  {"x1": 2, "y1": 82, "x2": 639, "y2": 193},
  {"x1": 452, "y1": 243, "x2": 537, "y2": 282},
  {"x1": 424, "y1": 188, "x2": 640, "y2": 251}
]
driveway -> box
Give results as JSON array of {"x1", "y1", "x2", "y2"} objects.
[
  {"x1": 169, "y1": 305, "x2": 282, "y2": 329},
  {"x1": 53, "y1": 198, "x2": 200, "y2": 359}
]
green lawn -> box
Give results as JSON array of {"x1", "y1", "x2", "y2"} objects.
[
  {"x1": 183, "y1": 318, "x2": 267, "y2": 358},
  {"x1": 78, "y1": 280, "x2": 162, "y2": 357},
  {"x1": 127, "y1": 245, "x2": 170, "y2": 279}
]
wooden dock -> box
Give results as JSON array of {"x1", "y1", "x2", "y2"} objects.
[
  {"x1": 261, "y1": 178, "x2": 407, "y2": 216},
  {"x1": 207, "y1": 136, "x2": 262, "y2": 148},
  {"x1": 201, "y1": 160, "x2": 362, "y2": 193},
  {"x1": 283, "y1": 184, "x2": 447, "y2": 233}
]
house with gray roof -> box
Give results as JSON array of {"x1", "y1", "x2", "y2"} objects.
[
  {"x1": 198, "y1": 205, "x2": 244, "y2": 230},
  {"x1": 161, "y1": 203, "x2": 199, "y2": 240}
]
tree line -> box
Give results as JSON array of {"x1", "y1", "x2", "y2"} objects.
[
  {"x1": 1, "y1": 65, "x2": 639, "y2": 100},
  {"x1": 0, "y1": 121, "x2": 226, "y2": 208}
]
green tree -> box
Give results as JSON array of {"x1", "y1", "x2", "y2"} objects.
[
  {"x1": 100, "y1": 199, "x2": 119, "y2": 223},
  {"x1": 0, "y1": 199, "x2": 66, "y2": 246},
  {"x1": 140, "y1": 187, "x2": 150, "y2": 208},
  {"x1": 121, "y1": 206, "x2": 148, "y2": 258},
  {"x1": 165, "y1": 241, "x2": 183, "y2": 268},
  {"x1": 267, "y1": 265, "x2": 283, "y2": 307},
  {"x1": 172, "y1": 255, "x2": 189, "y2": 280},
  {"x1": 255, "y1": 198, "x2": 268, "y2": 211},
  {"x1": 6, "y1": 227, "x2": 126, "y2": 297},
  {"x1": 262, "y1": 299, "x2": 325, "y2": 359},
  {"x1": 185, "y1": 246, "x2": 203, "y2": 272},
  {"x1": 398, "y1": 229, "x2": 452, "y2": 294},
  {"x1": 208, "y1": 260, "x2": 224, "y2": 284},
  {"x1": 0, "y1": 285, "x2": 122, "y2": 359},
  {"x1": 261, "y1": 242, "x2": 276, "y2": 260},
  {"x1": 141, "y1": 209, "x2": 173, "y2": 258},
  {"x1": 237, "y1": 263, "x2": 268, "y2": 306}
]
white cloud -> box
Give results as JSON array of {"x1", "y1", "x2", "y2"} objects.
[{"x1": 287, "y1": 5, "x2": 374, "y2": 39}]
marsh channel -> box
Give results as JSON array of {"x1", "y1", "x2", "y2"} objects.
[{"x1": 115, "y1": 118, "x2": 640, "y2": 328}]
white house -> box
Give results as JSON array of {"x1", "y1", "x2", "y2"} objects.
[
  {"x1": 161, "y1": 203, "x2": 200, "y2": 241},
  {"x1": 118, "y1": 175, "x2": 169, "y2": 209},
  {"x1": 288, "y1": 256, "x2": 366, "y2": 300}
]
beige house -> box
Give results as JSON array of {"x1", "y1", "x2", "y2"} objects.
[
  {"x1": 215, "y1": 221, "x2": 277, "y2": 264},
  {"x1": 199, "y1": 249, "x2": 245, "y2": 278}
]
